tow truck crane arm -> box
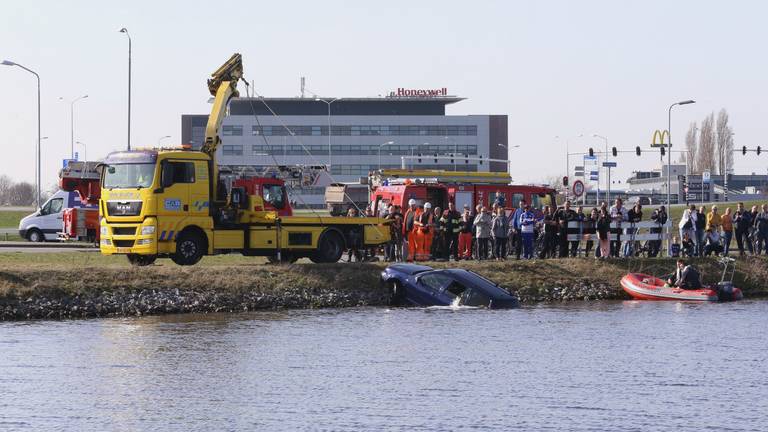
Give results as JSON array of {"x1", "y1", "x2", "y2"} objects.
[{"x1": 202, "y1": 53, "x2": 243, "y2": 158}]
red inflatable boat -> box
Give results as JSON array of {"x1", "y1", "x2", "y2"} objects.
[{"x1": 620, "y1": 273, "x2": 743, "y2": 302}]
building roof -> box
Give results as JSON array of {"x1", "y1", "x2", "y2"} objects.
[{"x1": 229, "y1": 97, "x2": 465, "y2": 116}]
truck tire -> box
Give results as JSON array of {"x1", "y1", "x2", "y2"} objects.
[
  {"x1": 312, "y1": 231, "x2": 344, "y2": 263},
  {"x1": 27, "y1": 229, "x2": 44, "y2": 243},
  {"x1": 127, "y1": 254, "x2": 157, "y2": 266},
  {"x1": 171, "y1": 231, "x2": 205, "y2": 266}
]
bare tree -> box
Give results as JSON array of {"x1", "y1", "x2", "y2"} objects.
[
  {"x1": 685, "y1": 122, "x2": 698, "y2": 174},
  {"x1": 715, "y1": 109, "x2": 730, "y2": 174},
  {"x1": 8, "y1": 182, "x2": 35, "y2": 206},
  {"x1": 696, "y1": 113, "x2": 716, "y2": 174},
  {"x1": 0, "y1": 175, "x2": 12, "y2": 206}
]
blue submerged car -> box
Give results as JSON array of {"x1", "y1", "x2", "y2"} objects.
[{"x1": 380, "y1": 264, "x2": 519, "y2": 309}]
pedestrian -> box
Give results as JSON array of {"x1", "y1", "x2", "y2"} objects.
[
  {"x1": 721, "y1": 207, "x2": 734, "y2": 256},
  {"x1": 431, "y1": 206, "x2": 444, "y2": 260},
  {"x1": 472, "y1": 204, "x2": 482, "y2": 259},
  {"x1": 596, "y1": 208, "x2": 611, "y2": 259},
  {"x1": 733, "y1": 202, "x2": 753, "y2": 256},
  {"x1": 570, "y1": 206, "x2": 586, "y2": 257},
  {"x1": 383, "y1": 203, "x2": 396, "y2": 261},
  {"x1": 679, "y1": 205, "x2": 696, "y2": 249},
  {"x1": 509, "y1": 199, "x2": 526, "y2": 260},
  {"x1": 474, "y1": 206, "x2": 492, "y2": 260},
  {"x1": 442, "y1": 202, "x2": 461, "y2": 261},
  {"x1": 704, "y1": 228, "x2": 723, "y2": 256},
  {"x1": 414, "y1": 202, "x2": 434, "y2": 261},
  {"x1": 695, "y1": 205, "x2": 707, "y2": 256},
  {"x1": 493, "y1": 190, "x2": 506, "y2": 210},
  {"x1": 542, "y1": 205, "x2": 558, "y2": 258},
  {"x1": 649, "y1": 205, "x2": 667, "y2": 257},
  {"x1": 706, "y1": 205, "x2": 722, "y2": 232},
  {"x1": 491, "y1": 206, "x2": 509, "y2": 260},
  {"x1": 625, "y1": 202, "x2": 643, "y2": 257},
  {"x1": 403, "y1": 198, "x2": 420, "y2": 262},
  {"x1": 681, "y1": 232, "x2": 695, "y2": 257},
  {"x1": 583, "y1": 207, "x2": 598, "y2": 257},
  {"x1": 458, "y1": 205, "x2": 474, "y2": 259},
  {"x1": 670, "y1": 236, "x2": 681, "y2": 258},
  {"x1": 554, "y1": 200, "x2": 577, "y2": 258},
  {"x1": 346, "y1": 207, "x2": 362, "y2": 262},
  {"x1": 520, "y1": 204, "x2": 536, "y2": 259},
  {"x1": 609, "y1": 198, "x2": 627, "y2": 257},
  {"x1": 754, "y1": 204, "x2": 768, "y2": 255}
]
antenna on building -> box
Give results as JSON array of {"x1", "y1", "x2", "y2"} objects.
[{"x1": 301, "y1": 76, "x2": 305, "y2": 98}]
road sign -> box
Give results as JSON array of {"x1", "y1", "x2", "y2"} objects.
[
  {"x1": 74, "y1": 151, "x2": 79, "y2": 161},
  {"x1": 572, "y1": 180, "x2": 585, "y2": 197},
  {"x1": 574, "y1": 165, "x2": 584, "y2": 171},
  {"x1": 703, "y1": 170, "x2": 711, "y2": 183},
  {"x1": 583, "y1": 155, "x2": 597, "y2": 163},
  {"x1": 602, "y1": 161, "x2": 617, "y2": 168}
]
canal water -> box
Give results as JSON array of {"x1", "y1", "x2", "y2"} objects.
[{"x1": 2, "y1": 301, "x2": 767, "y2": 431}]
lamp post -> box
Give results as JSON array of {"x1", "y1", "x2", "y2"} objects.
[
  {"x1": 157, "y1": 135, "x2": 171, "y2": 146},
  {"x1": 60, "y1": 95, "x2": 88, "y2": 159},
  {"x1": 378, "y1": 141, "x2": 395, "y2": 170},
  {"x1": 497, "y1": 143, "x2": 518, "y2": 175},
  {"x1": 2, "y1": 60, "x2": 42, "y2": 208},
  {"x1": 314, "y1": 97, "x2": 342, "y2": 169},
  {"x1": 76, "y1": 141, "x2": 87, "y2": 161},
  {"x1": 667, "y1": 99, "x2": 696, "y2": 254},
  {"x1": 119, "y1": 27, "x2": 132, "y2": 150}
]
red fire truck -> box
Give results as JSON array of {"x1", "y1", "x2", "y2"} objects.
[{"x1": 368, "y1": 169, "x2": 556, "y2": 214}]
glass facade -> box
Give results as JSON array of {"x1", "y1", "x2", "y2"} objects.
[
  {"x1": 331, "y1": 164, "x2": 478, "y2": 176},
  {"x1": 252, "y1": 125, "x2": 477, "y2": 137},
  {"x1": 251, "y1": 144, "x2": 477, "y2": 156}
]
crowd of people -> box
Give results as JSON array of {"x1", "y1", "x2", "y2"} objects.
[{"x1": 346, "y1": 195, "x2": 768, "y2": 262}]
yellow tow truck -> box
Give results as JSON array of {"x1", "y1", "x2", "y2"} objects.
[{"x1": 99, "y1": 54, "x2": 390, "y2": 265}]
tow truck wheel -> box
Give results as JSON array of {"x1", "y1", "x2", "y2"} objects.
[
  {"x1": 312, "y1": 231, "x2": 344, "y2": 263},
  {"x1": 27, "y1": 229, "x2": 44, "y2": 243},
  {"x1": 127, "y1": 254, "x2": 157, "y2": 266},
  {"x1": 171, "y1": 231, "x2": 205, "y2": 266}
]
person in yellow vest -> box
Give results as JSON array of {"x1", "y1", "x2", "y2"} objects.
[
  {"x1": 415, "y1": 202, "x2": 433, "y2": 261},
  {"x1": 721, "y1": 207, "x2": 734, "y2": 256}
]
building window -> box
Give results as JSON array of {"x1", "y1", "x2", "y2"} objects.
[
  {"x1": 249, "y1": 124, "x2": 478, "y2": 137},
  {"x1": 223, "y1": 125, "x2": 243, "y2": 136},
  {"x1": 222, "y1": 145, "x2": 243, "y2": 156}
]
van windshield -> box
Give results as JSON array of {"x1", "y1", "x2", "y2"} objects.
[{"x1": 103, "y1": 164, "x2": 155, "y2": 189}]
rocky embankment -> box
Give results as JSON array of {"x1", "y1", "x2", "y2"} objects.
[{"x1": 1, "y1": 257, "x2": 767, "y2": 321}]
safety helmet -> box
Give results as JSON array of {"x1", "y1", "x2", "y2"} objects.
[
  {"x1": 424, "y1": 202, "x2": 432, "y2": 209},
  {"x1": 408, "y1": 198, "x2": 417, "y2": 206}
]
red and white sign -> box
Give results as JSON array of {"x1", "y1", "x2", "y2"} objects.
[
  {"x1": 389, "y1": 87, "x2": 448, "y2": 97},
  {"x1": 572, "y1": 180, "x2": 585, "y2": 197}
]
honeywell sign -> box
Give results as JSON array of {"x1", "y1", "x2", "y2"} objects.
[{"x1": 389, "y1": 87, "x2": 448, "y2": 97}]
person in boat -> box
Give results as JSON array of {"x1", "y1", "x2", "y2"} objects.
[{"x1": 666, "y1": 259, "x2": 702, "y2": 290}]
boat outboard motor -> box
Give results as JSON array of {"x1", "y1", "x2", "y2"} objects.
[{"x1": 716, "y1": 281, "x2": 736, "y2": 302}]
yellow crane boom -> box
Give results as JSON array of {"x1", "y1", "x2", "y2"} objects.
[{"x1": 202, "y1": 53, "x2": 243, "y2": 158}]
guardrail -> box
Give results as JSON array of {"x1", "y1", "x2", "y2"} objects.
[{"x1": 565, "y1": 220, "x2": 672, "y2": 242}]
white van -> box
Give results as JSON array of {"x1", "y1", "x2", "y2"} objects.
[{"x1": 18, "y1": 190, "x2": 97, "y2": 242}]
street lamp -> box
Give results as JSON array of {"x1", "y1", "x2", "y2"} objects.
[
  {"x1": 60, "y1": 95, "x2": 88, "y2": 159},
  {"x1": 378, "y1": 141, "x2": 395, "y2": 170},
  {"x1": 119, "y1": 27, "x2": 132, "y2": 150},
  {"x1": 157, "y1": 135, "x2": 171, "y2": 145},
  {"x1": 314, "y1": 97, "x2": 342, "y2": 169},
  {"x1": 2, "y1": 60, "x2": 42, "y2": 208},
  {"x1": 76, "y1": 141, "x2": 87, "y2": 161},
  {"x1": 667, "y1": 99, "x2": 696, "y2": 255}
]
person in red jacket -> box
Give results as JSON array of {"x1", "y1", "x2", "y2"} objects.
[{"x1": 402, "y1": 199, "x2": 420, "y2": 262}]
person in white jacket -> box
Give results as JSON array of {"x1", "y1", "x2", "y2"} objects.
[{"x1": 679, "y1": 205, "x2": 697, "y2": 244}]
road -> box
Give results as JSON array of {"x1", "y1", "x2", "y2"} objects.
[{"x1": 0, "y1": 241, "x2": 97, "y2": 253}]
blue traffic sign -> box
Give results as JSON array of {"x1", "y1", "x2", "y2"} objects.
[{"x1": 602, "y1": 161, "x2": 617, "y2": 167}]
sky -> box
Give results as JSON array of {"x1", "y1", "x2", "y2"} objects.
[{"x1": 2, "y1": 0, "x2": 767, "y2": 192}]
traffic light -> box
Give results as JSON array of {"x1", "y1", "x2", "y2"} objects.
[
  {"x1": 434, "y1": 153, "x2": 438, "y2": 163},
  {"x1": 418, "y1": 153, "x2": 422, "y2": 163},
  {"x1": 680, "y1": 175, "x2": 687, "y2": 186},
  {"x1": 635, "y1": 146, "x2": 641, "y2": 156},
  {"x1": 612, "y1": 147, "x2": 618, "y2": 157},
  {"x1": 479, "y1": 155, "x2": 484, "y2": 165},
  {"x1": 589, "y1": 148, "x2": 594, "y2": 157},
  {"x1": 450, "y1": 153, "x2": 454, "y2": 164},
  {"x1": 742, "y1": 146, "x2": 747, "y2": 155},
  {"x1": 758, "y1": 146, "x2": 762, "y2": 155},
  {"x1": 660, "y1": 146, "x2": 666, "y2": 157},
  {"x1": 563, "y1": 176, "x2": 569, "y2": 187}
]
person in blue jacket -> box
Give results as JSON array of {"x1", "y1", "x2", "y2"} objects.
[
  {"x1": 508, "y1": 199, "x2": 526, "y2": 260},
  {"x1": 519, "y1": 204, "x2": 537, "y2": 259}
]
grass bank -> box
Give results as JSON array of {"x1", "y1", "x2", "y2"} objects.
[{"x1": 1, "y1": 255, "x2": 766, "y2": 321}]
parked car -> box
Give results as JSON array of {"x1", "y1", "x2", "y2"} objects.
[
  {"x1": 380, "y1": 264, "x2": 519, "y2": 308},
  {"x1": 18, "y1": 190, "x2": 97, "y2": 242}
]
